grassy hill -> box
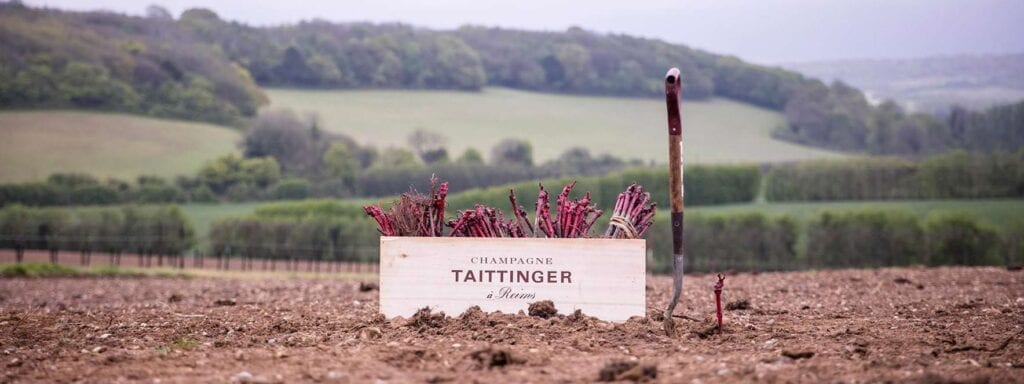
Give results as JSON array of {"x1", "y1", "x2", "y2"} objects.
[
  {"x1": 0, "y1": 111, "x2": 240, "y2": 183},
  {"x1": 267, "y1": 87, "x2": 846, "y2": 164},
  {"x1": 0, "y1": 87, "x2": 846, "y2": 184}
]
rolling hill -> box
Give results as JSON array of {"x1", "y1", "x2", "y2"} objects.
[
  {"x1": 1, "y1": 4, "x2": 910, "y2": 159},
  {"x1": 784, "y1": 53, "x2": 1024, "y2": 113},
  {"x1": 0, "y1": 111, "x2": 240, "y2": 183},
  {"x1": 267, "y1": 87, "x2": 846, "y2": 164},
  {"x1": 0, "y1": 87, "x2": 846, "y2": 185}
]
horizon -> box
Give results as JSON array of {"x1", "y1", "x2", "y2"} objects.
[{"x1": 21, "y1": 0, "x2": 1024, "y2": 65}]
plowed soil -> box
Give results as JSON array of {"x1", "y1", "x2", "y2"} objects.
[{"x1": 1, "y1": 267, "x2": 1022, "y2": 383}]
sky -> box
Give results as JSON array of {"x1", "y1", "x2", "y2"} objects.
[{"x1": 23, "y1": 0, "x2": 1024, "y2": 64}]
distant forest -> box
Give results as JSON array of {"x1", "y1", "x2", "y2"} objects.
[
  {"x1": 0, "y1": 5, "x2": 267, "y2": 126},
  {"x1": 0, "y1": 3, "x2": 1020, "y2": 155}
]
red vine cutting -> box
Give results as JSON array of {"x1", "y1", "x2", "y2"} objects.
[{"x1": 364, "y1": 178, "x2": 653, "y2": 239}]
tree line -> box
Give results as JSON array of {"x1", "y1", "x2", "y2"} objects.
[
  {"x1": 644, "y1": 210, "x2": 1021, "y2": 273},
  {"x1": 173, "y1": 9, "x2": 810, "y2": 105},
  {"x1": 765, "y1": 150, "x2": 1024, "y2": 201},
  {"x1": 0, "y1": 173, "x2": 214, "y2": 206},
  {"x1": 253, "y1": 196, "x2": 1024, "y2": 272},
  {"x1": 0, "y1": 4, "x2": 267, "y2": 125},
  {"x1": 2, "y1": 201, "x2": 1022, "y2": 272},
  {"x1": 5, "y1": 148, "x2": 1023, "y2": 208},
  {"x1": 0, "y1": 204, "x2": 194, "y2": 265},
  {"x1": 207, "y1": 216, "x2": 378, "y2": 272},
  {"x1": 444, "y1": 165, "x2": 760, "y2": 212}
]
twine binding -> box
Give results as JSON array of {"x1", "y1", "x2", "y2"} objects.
[{"x1": 608, "y1": 215, "x2": 639, "y2": 239}]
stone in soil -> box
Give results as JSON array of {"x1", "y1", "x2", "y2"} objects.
[{"x1": 359, "y1": 327, "x2": 382, "y2": 340}]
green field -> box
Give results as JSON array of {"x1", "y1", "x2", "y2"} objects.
[
  {"x1": 691, "y1": 199, "x2": 1024, "y2": 228},
  {"x1": 179, "y1": 198, "x2": 387, "y2": 244},
  {"x1": 0, "y1": 111, "x2": 240, "y2": 183},
  {"x1": 267, "y1": 87, "x2": 846, "y2": 164}
]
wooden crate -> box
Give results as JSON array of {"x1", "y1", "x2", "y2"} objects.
[{"x1": 379, "y1": 237, "x2": 646, "y2": 322}]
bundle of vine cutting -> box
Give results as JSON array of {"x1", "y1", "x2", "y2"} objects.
[
  {"x1": 363, "y1": 177, "x2": 448, "y2": 236},
  {"x1": 364, "y1": 178, "x2": 655, "y2": 239},
  {"x1": 604, "y1": 182, "x2": 656, "y2": 238}
]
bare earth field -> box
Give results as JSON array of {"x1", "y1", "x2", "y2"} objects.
[{"x1": 1, "y1": 267, "x2": 1022, "y2": 383}]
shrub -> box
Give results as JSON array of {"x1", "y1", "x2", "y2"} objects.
[
  {"x1": 66, "y1": 184, "x2": 121, "y2": 205},
  {"x1": 135, "y1": 185, "x2": 187, "y2": 204},
  {"x1": 269, "y1": 178, "x2": 311, "y2": 200},
  {"x1": 0, "y1": 204, "x2": 195, "y2": 258},
  {"x1": 644, "y1": 212, "x2": 798, "y2": 273},
  {"x1": 0, "y1": 263, "x2": 79, "y2": 278},
  {"x1": 918, "y1": 150, "x2": 1024, "y2": 198},
  {"x1": 46, "y1": 173, "x2": 99, "y2": 188},
  {"x1": 766, "y1": 158, "x2": 921, "y2": 201},
  {"x1": 924, "y1": 213, "x2": 1000, "y2": 266},
  {"x1": 254, "y1": 199, "x2": 369, "y2": 219},
  {"x1": 189, "y1": 185, "x2": 217, "y2": 203},
  {"x1": 209, "y1": 215, "x2": 379, "y2": 265},
  {"x1": 0, "y1": 183, "x2": 59, "y2": 206},
  {"x1": 766, "y1": 151, "x2": 1024, "y2": 202},
  {"x1": 1003, "y1": 220, "x2": 1024, "y2": 266},
  {"x1": 805, "y1": 210, "x2": 923, "y2": 268},
  {"x1": 444, "y1": 165, "x2": 760, "y2": 213},
  {"x1": 358, "y1": 163, "x2": 538, "y2": 198}
]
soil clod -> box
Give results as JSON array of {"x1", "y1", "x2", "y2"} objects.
[
  {"x1": 725, "y1": 299, "x2": 751, "y2": 310},
  {"x1": 598, "y1": 361, "x2": 657, "y2": 382},
  {"x1": 693, "y1": 324, "x2": 721, "y2": 339},
  {"x1": 168, "y1": 293, "x2": 183, "y2": 303},
  {"x1": 528, "y1": 300, "x2": 558, "y2": 319},
  {"x1": 468, "y1": 346, "x2": 523, "y2": 369},
  {"x1": 566, "y1": 309, "x2": 590, "y2": 324},
  {"x1": 358, "y1": 282, "x2": 378, "y2": 292},
  {"x1": 781, "y1": 350, "x2": 815, "y2": 360},
  {"x1": 407, "y1": 307, "x2": 446, "y2": 330}
]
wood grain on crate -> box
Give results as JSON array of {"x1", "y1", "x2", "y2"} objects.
[{"x1": 379, "y1": 237, "x2": 646, "y2": 322}]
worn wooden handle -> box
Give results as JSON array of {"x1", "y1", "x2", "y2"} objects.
[{"x1": 665, "y1": 68, "x2": 684, "y2": 254}]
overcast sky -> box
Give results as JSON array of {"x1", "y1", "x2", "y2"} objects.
[{"x1": 24, "y1": 0, "x2": 1024, "y2": 64}]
